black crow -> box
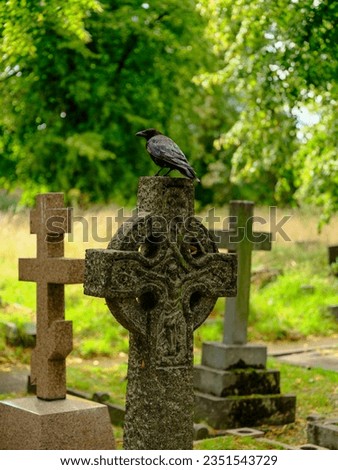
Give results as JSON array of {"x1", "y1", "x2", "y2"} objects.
[{"x1": 136, "y1": 128, "x2": 200, "y2": 182}]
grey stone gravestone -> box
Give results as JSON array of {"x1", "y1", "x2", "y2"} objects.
[
  {"x1": 328, "y1": 245, "x2": 338, "y2": 266},
  {"x1": 307, "y1": 416, "x2": 338, "y2": 450},
  {"x1": 0, "y1": 193, "x2": 114, "y2": 449},
  {"x1": 194, "y1": 200, "x2": 296, "y2": 429},
  {"x1": 84, "y1": 177, "x2": 237, "y2": 449},
  {"x1": 328, "y1": 245, "x2": 338, "y2": 277}
]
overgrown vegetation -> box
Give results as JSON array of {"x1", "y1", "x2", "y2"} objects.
[
  {"x1": 0, "y1": 207, "x2": 337, "y2": 449},
  {"x1": 2, "y1": 358, "x2": 336, "y2": 449},
  {"x1": 194, "y1": 359, "x2": 338, "y2": 449},
  {"x1": 0, "y1": 207, "x2": 337, "y2": 362},
  {"x1": 0, "y1": 1, "x2": 337, "y2": 219},
  {"x1": 196, "y1": 241, "x2": 338, "y2": 346}
]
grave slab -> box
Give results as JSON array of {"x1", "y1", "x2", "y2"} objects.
[
  {"x1": 194, "y1": 365, "x2": 280, "y2": 396},
  {"x1": 225, "y1": 427, "x2": 265, "y2": 438},
  {"x1": 276, "y1": 347, "x2": 338, "y2": 372},
  {"x1": 0, "y1": 366, "x2": 29, "y2": 394},
  {"x1": 307, "y1": 418, "x2": 338, "y2": 450},
  {"x1": 255, "y1": 438, "x2": 296, "y2": 450},
  {"x1": 201, "y1": 342, "x2": 267, "y2": 370},
  {"x1": 195, "y1": 392, "x2": 296, "y2": 429},
  {"x1": 0, "y1": 395, "x2": 114, "y2": 449},
  {"x1": 297, "y1": 444, "x2": 328, "y2": 450}
]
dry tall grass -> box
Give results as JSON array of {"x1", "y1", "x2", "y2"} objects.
[{"x1": 0, "y1": 204, "x2": 337, "y2": 266}]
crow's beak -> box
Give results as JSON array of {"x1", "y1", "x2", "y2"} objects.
[{"x1": 135, "y1": 130, "x2": 145, "y2": 137}]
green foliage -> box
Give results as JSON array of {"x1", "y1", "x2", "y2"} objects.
[
  {"x1": 0, "y1": 1, "x2": 337, "y2": 218},
  {"x1": 196, "y1": 242, "x2": 338, "y2": 344},
  {"x1": 195, "y1": 435, "x2": 282, "y2": 450},
  {"x1": 0, "y1": 0, "x2": 218, "y2": 205},
  {"x1": 250, "y1": 271, "x2": 338, "y2": 340},
  {"x1": 197, "y1": 0, "x2": 338, "y2": 220}
]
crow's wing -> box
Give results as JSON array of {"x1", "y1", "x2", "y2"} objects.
[{"x1": 147, "y1": 135, "x2": 190, "y2": 167}]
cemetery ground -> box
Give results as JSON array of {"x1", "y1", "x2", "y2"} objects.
[{"x1": 0, "y1": 204, "x2": 337, "y2": 450}]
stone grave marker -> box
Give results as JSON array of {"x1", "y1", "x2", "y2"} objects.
[
  {"x1": 328, "y1": 245, "x2": 338, "y2": 266},
  {"x1": 194, "y1": 200, "x2": 296, "y2": 429},
  {"x1": 84, "y1": 177, "x2": 237, "y2": 449},
  {"x1": 0, "y1": 193, "x2": 114, "y2": 449},
  {"x1": 328, "y1": 245, "x2": 338, "y2": 277},
  {"x1": 307, "y1": 415, "x2": 338, "y2": 450}
]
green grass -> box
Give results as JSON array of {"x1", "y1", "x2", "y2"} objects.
[
  {"x1": 194, "y1": 436, "x2": 285, "y2": 450},
  {"x1": 1, "y1": 206, "x2": 337, "y2": 449},
  {"x1": 1, "y1": 211, "x2": 337, "y2": 361},
  {"x1": 66, "y1": 285, "x2": 130, "y2": 357},
  {"x1": 195, "y1": 242, "x2": 338, "y2": 346},
  {"x1": 67, "y1": 360, "x2": 128, "y2": 405},
  {"x1": 31, "y1": 358, "x2": 338, "y2": 449},
  {"x1": 1, "y1": 358, "x2": 337, "y2": 449}
]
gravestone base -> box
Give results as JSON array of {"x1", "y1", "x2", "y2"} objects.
[
  {"x1": 307, "y1": 418, "x2": 338, "y2": 450},
  {"x1": 201, "y1": 342, "x2": 267, "y2": 370},
  {"x1": 195, "y1": 392, "x2": 296, "y2": 429},
  {"x1": 0, "y1": 395, "x2": 115, "y2": 450},
  {"x1": 194, "y1": 366, "x2": 281, "y2": 396},
  {"x1": 194, "y1": 342, "x2": 296, "y2": 429}
]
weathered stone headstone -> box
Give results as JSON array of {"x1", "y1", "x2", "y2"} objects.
[
  {"x1": 197, "y1": 201, "x2": 271, "y2": 369},
  {"x1": 307, "y1": 415, "x2": 338, "y2": 450},
  {"x1": 18, "y1": 193, "x2": 83, "y2": 399},
  {"x1": 0, "y1": 193, "x2": 114, "y2": 449},
  {"x1": 84, "y1": 177, "x2": 237, "y2": 449},
  {"x1": 218, "y1": 201, "x2": 271, "y2": 344},
  {"x1": 328, "y1": 245, "x2": 338, "y2": 277},
  {"x1": 194, "y1": 200, "x2": 296, "y2": 429},
  {"x1": 328, "y1": 245, "x2": 338, "y2": 265}
]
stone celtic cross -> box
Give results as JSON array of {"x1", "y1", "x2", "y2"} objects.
[
  {"x1": 84, "y1": 177, "x2": 237, "y2": 449},
  {"x1": 19, "y1": 193, "x2": 84, "y2": 400}
]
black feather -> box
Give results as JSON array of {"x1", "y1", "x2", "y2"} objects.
[{"x1": 136, "y1": 128, "x2": 200, "y2": 182}]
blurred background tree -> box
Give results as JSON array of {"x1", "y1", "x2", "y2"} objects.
[
  {"x1": 0, "y1": 0, "x2": 337, "y2": 221},
  {"x1": 197, "y1": 0, "x2": 337, "y2": 222}
]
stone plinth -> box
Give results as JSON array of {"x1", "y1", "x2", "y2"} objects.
[
  {"x1": 307, "y1": 418, "x2": 338, "y2": 450},
  {"x1": 194, "y1": 365, "x2": 280, "y2": 397},
  {"x1": 0, "y1": 395, "x2": 115, "y2": 450},
  {"x1": 201, "y1": 342, "x2": 267, "y2": 370},
  {"x1": 194, "y1": 341, "x2": 296, "y2": 429},
  {"x1": 194, "y1": 393, "x2": 296, "y2": 429}
]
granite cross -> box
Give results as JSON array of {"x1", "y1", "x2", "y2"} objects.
[
  {"x1": 211, "y1": 200, "x2": 271, "y2": 345},
  {"x1": 84, "y1": 177, "x2": 237, "y2": 449},
  {"x1": 19, "y1": 193, "x2": 85, "y2": 400}
]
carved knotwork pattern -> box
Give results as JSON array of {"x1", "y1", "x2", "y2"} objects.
[{"x1": 98, "y1": 213, "x2": 235, "y2": 368}]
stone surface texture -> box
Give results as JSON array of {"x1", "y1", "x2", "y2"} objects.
[
  {"x1": 0, "y1": 395, "x2": 114, "y2": 449},
  {"x1": 307, "y1": 418, "x2": 338, "y2": 450},
  {"x1": 18, "y1": 193, "x2": 84, "y2": 400},
  {"x1": 85, "y1": 177, "x2": 237, "y2": 449},
  {"x1": 200, "y1": 342, "x2": 267, "y2": 370},
  {"x1": 194, "y1": 393, "x2": 296, "y2": 429}
]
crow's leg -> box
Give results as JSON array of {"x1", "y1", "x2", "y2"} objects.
[
  {"x1": 163, "y1": 168, "x2": 173, "y2": 176},
  {"x1": 155, "y1": 168, "x2": 164, "y2": 176}
]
